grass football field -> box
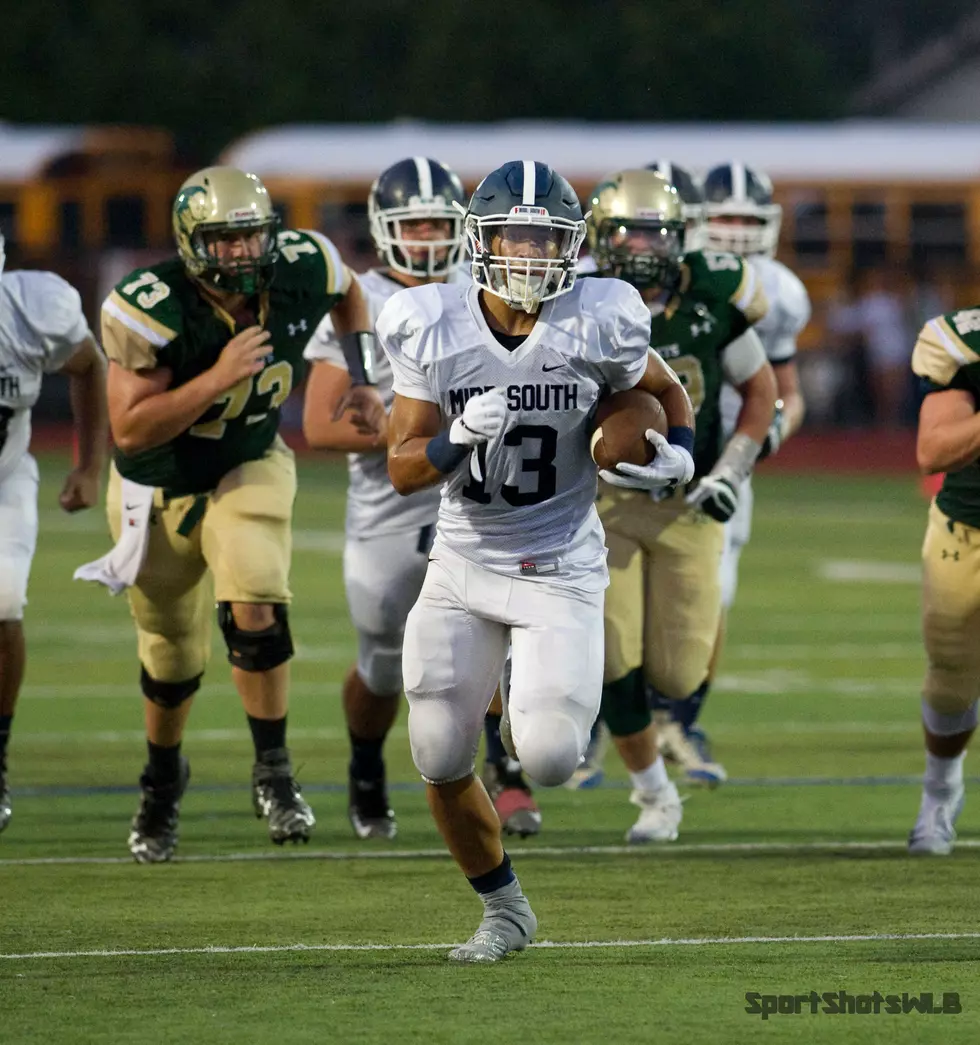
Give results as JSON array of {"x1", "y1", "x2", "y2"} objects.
[{"x1": 2, "y1": 451, "x2": 978, "y2": 1044}]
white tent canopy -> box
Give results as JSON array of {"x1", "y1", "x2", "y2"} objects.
[{"x1": 221, "y1": 120, "x2": 980, "y2": 184}]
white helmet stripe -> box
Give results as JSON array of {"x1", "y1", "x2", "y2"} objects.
[
  {"x1": 731, "y1": 161, "x2": 747, "y2": 203},
  {"x1": 413, "y1": 156, "x2": 434, "y2": 200},
  {"x1": 522, "y1": 160, "x2": 537, "y2": 205}
]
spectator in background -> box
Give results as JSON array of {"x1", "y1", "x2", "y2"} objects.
[{"x1": 828, "y1": 267, "x2": 912, "y2": 427}]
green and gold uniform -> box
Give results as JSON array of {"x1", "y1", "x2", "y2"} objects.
[
  {"x1": 101, "y1": 228, "x2": 351, "y2": 683},
  {"x1": 599, "y1": 250, "x2": 769, "y2": 733},
  {"x1": 912, "y1": 309, "x2": 980, "y2": 714}
]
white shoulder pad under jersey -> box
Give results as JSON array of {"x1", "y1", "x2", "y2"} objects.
[
  {"x1": 378, "y1": 278, "x2": 650, "y2": 590},
  {"x1": 576, "y1": 254, "x2": 598, "y2": 275},
  {"x1": 0, "y1": 270, "x2": 92, "y2": 484},
  {"x1": 748, "y1": 255, "x2": 810, "y2": 364},
  {"x1": 303, "y1": 268, "x2": 440, "y2": 539}
]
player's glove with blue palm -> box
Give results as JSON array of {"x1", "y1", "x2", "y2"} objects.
[{"x1": 599, "y1": 430, "x2": 695, "y2": 493}]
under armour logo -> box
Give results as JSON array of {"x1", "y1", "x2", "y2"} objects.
[
  {"x1": 942, "y1": 549, "x2": 960, "y2": 561},
  {"x1": 288, "y1": 319, "x2": 308, "y2": 337},
  {"x1": 690, "y1": 319, "x2": 713, "y2": 337}
]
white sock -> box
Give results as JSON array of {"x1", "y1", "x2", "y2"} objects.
[
  {"x1": 630, "y1": 756, "x2": 670, "y2": 795},
  {"x1": 925, "y1": 750, "x2": 965, "y2": 794}
]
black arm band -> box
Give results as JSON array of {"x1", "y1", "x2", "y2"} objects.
[
  {"x1": 667, "y1": 426, "x2": 695, "y2": 454},
  {"x1": 425, "y1": 429, "x2": 469, "y2": 474},
  {"x1": 340, "y1": 331, "x2": 377, "y2": 386}
]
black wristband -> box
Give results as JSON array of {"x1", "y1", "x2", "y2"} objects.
[{"x1": 340, "y1": 331, "x2": 377, "y2": 386}]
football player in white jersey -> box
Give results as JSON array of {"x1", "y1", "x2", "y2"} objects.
[
  {"x1": 378, "y1": 160, "x2": 696, "y2": 962},
  {"x1": 657, "y1": 161, "x2": 809, "y2": 781},
  {"x1": 0, "y1": 237, "x2": 108, "y2": 830},
  {"x1": 304, "y1": 157, "x2": 466, "y2": 840}
]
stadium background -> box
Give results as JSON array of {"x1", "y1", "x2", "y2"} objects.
[{"x1": 5, "y1": 4, "x2": 980, "y2": 1042}]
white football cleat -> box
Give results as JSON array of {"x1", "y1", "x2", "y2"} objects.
[
  {"x1": 656, "y1": 716, "x2": 727, "y2": 788},
  {"x1": 626, "y1": 783, "x2": 682, "y2": 844},
  {"x1": 908, "y1": 784, "x2": 965, "y2": 855},
  {"x1": 448, "y1": 895, "x2": 538, "y2": 963}
]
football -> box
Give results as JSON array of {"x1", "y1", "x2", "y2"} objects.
[{"x1": 589, "y1": 388, "x2": 668, "y2": 472}]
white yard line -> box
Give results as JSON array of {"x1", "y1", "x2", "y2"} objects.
[
  {"x1": 3, "y1": 930, "x2": 977, "y2": 961},
  {"x1": 2, "y1": 838, "x2": 978, "y2": 869}
]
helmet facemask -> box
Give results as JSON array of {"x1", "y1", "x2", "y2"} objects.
[
  {"x1": 466, "y1": 208, "x2": 586, "y2": 313},
  {"x1": 704, "y1": 202, "x2": 782, "y2": 257},
  {"x1": 187, "y1": 216, "x2": 280, "y2": 295},
  {"x1": 369, "y1": 200, "x2": 463, "y2": 278},
  {"x1": 594, "y1": 219, "x2": 685, "y2": 290}
]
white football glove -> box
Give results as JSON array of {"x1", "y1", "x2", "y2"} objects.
[
  {"x1": 599, "y1": 430, "x2": 695, "y2": 492},
  {"x1": 449, "y1": 387, "x2": 507, "y2": 447},
  {"x1": 685, "y1": 467, "x2": 740, "y2": 523}
]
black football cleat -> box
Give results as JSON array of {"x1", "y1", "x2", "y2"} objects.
[
  {"x1": 348, "y1": 773, "x2": 397, "y2": 840},
  {"x1": 252, "y1": 747, "x2": 315, "y2": 845},
  {"x1": 0, "y1": 765, "x2": 11, "y2": 835},
  {"x1": 128, "y1": 757, "x2": 190, "y2": 864}
]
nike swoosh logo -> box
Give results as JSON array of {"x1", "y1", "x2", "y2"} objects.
[
  {"x1": 542, "y1": 362, "x2": 566, "y2": 372},
  {"x1": 124, "y1": 503, "x2": 140, "y2": 511}
]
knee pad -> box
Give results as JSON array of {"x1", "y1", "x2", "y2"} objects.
[
  {"x1": 515, "y1": 712, "x2": 583, "y2": 787},
  {"x1": 922, "y1": 697, "x2": 979, "y2": 737},
  {"x1": 407, "y1": 698, "x2": 478, "y2": 784},
  {"x1": 140, "y1": 666, "x2": 202, "y2": 708},
  {"x1": 217, "y1": 602, "x2": 293, "y2": 672},
  {"x1": 0, "y1": 574, "x2": 29, "y2": 622},
  {"x1": 356, "y1": 633, "x2": 404, "y2": 698},
  {"x1": 601, "y1": 669, "x2": 651, "y2": 737}
]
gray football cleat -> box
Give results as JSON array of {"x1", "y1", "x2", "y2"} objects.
[
  {"x1": 448, "y1": 895, "x2": 537, "y2": 963},
  {"x1": 252, "y1": 747, "x2": 315, "y2": 845}
]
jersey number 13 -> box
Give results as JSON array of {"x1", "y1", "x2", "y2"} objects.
[{"x1": 461, "y1": 425, "x2": 557, "y2": 507}]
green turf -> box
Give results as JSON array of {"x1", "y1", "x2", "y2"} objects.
[{"x1": 2, "y1": 453, "x2": 977, "y2": 1044}]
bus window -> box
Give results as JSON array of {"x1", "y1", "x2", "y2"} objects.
[
  {"x1": 105, "y1": 196, "x2": 145, "y2": 248},
  {"x1": 790, "y1": 197, "x2": 828, "y2": 266},
  {"x1": 60, "y1": 201, "x2": 81, "y2": 250},
  {"x1": 911, "y1": 202, "x2": 966, "y2": 267},
  {"x1": 852, "y1": 201, "x2": 887, "y2": 268},
  {"x1": 0, "y1": 202, "x2": 15, "y2": 246}
]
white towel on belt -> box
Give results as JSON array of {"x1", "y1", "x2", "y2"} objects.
[{"x1": 73, "y1": 478, "x2": 155, "y2": 595}]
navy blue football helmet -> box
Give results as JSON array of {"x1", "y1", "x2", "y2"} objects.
[
  {"x1": 464, "y1": 159, "x2": 586, "y2": 313},
  {"x1": 368, "y1": 157, "x2": 466, "y2": 277},
  {"x1": 702, "y1": 162, "x2": 782, "y2": 257}
]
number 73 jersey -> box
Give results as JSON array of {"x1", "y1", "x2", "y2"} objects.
[
  {"x1": 101, "y1": 229, "x2": 348, "y2": 496},
  {"x1": 378, "y1": 278, "x2": 651, "y2": 592}
]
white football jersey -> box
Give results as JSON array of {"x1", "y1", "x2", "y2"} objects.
[
  {"x1": 304, "y1": 268, "x2": 446, "y2": 538},
  {"x1": 0, "y1": 271, "x2": 91, "y2": 484},
  {"x1": 721, "y1": 255, "x2": 810, "y2": 436},
  {"x1": 378, "y1": 277, "x2": 651, "y2": 591}
]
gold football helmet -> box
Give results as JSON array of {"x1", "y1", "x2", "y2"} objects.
[
  {"x1": 172, "y1": 166, "x2": 280, "y2": 293},
  {"x1": 587, "y1": 169, "x2": 686, "y2": 290}
]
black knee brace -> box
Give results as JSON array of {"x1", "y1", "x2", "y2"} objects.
[
  {"x1": 140, "y1": 667, "x2": 202, "y2": 709},
  {"x1": 217, "y1": 602, "x2": 294, "y2": 672},
  {"x1": 601, "y1": 668, "x2": 651, "y2": 737}
]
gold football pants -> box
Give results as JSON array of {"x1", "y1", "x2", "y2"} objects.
[
  {"x1": 922, "y1": 500, "x2": 980, "y2": 714},
  {"x1": 107, "y1": 437, "x2": 296, "y2": 683},
  {"x1": 599, "y1": 485, "x2": 724, "y2": 699}
]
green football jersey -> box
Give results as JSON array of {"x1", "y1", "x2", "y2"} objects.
[
  {"x1": 648, "y1": 250, "x2": 768, "y2": 476},
  {"x1": 912, "y1": 307, "x2": 980, "y2": 528},
  {"x1": 102, "y1": 229, "x2": 347, "y2": 496}
]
